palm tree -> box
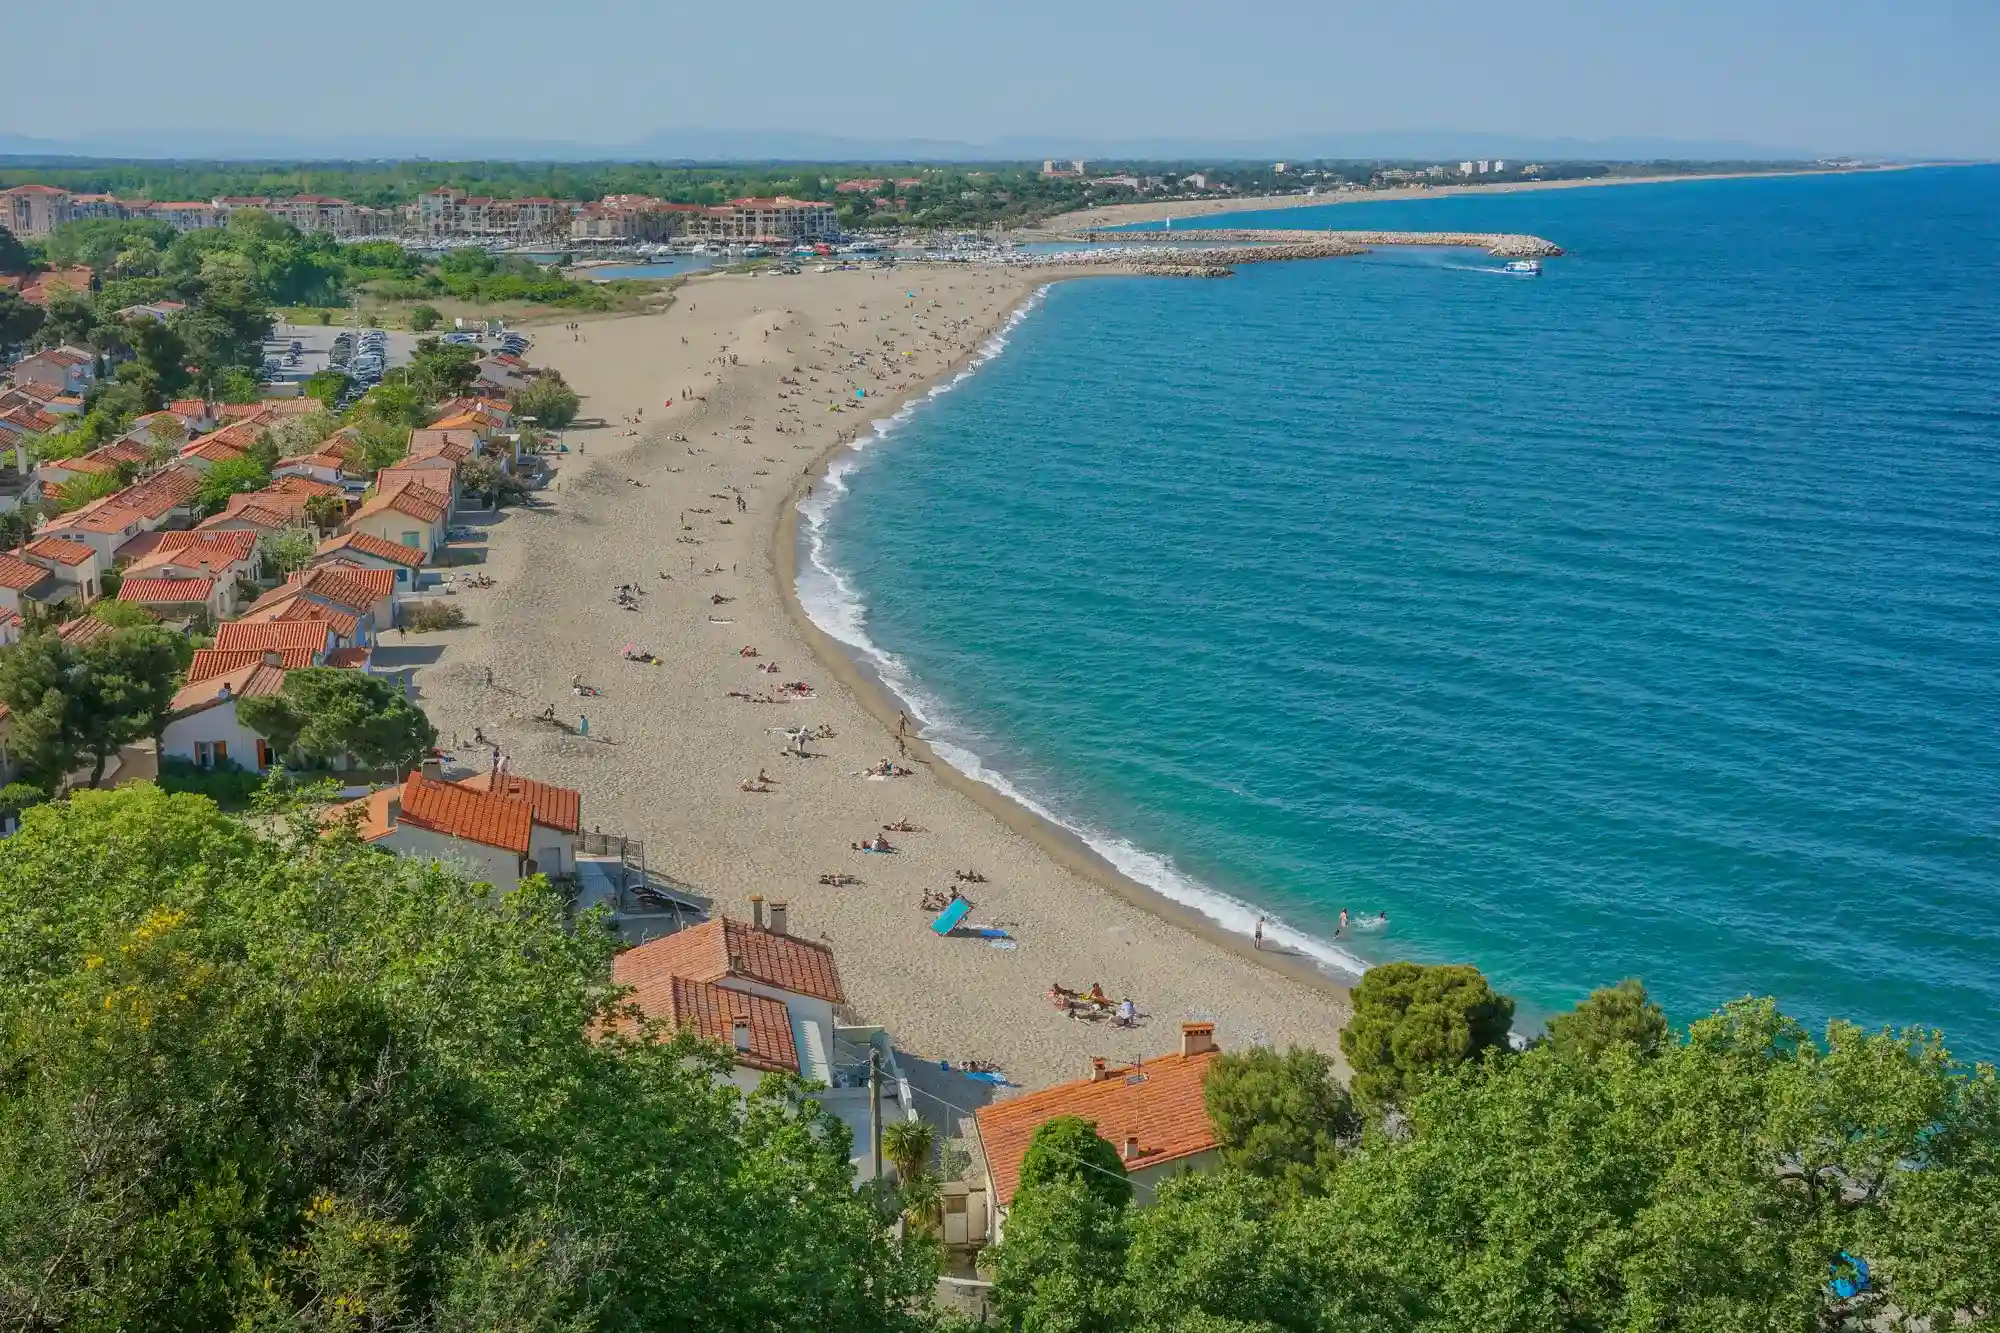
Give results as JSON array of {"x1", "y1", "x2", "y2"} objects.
[{"x1": 882, "y1": 1118, "x2": 940, "y2": 1234}]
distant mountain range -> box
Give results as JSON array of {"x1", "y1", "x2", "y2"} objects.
[{"x1": 0, "y1": 127, "x2": 1854, "y2": 165}]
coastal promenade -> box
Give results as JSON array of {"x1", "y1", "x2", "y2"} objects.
[
  {"x1": 1068, "y1": 228, "x2": 1565, "y2": 258},
  {"x1": 408, "y1": 263, "x2": 1355, "y2": 1092}
]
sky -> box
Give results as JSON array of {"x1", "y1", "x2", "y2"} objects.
[{"x1": 4, "y1": 0, "x2": 1997, "y2": 159}]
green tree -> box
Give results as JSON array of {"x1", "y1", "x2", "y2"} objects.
[
  {"x1": 303, "y1": 368, "x2": 350, "y2": 407},
  {"x1": 1202, "y1": 1045, "x2": 1356, "y2": 1197},
  {"x1": 123, "y1": 316, "x2": 192, "y2": 400},
  {"x1": 238, "y1": 666, "x2": 437, "y2": 772},
  {"x1": 0, "y1": 784, "x2": 938, "y2": 1330},
  {"x1": 1339, "y1": 961, "x2": 1516, "y2": 1113},
  {"x1": 50, "y1": 467, "x2": 124, "y2": 514},
  {"x1": 0, "y1": 223, "x2": 29, "y2": 273},
  {"x1": 35, "y1": 292, "x2": 97, "y2": 349},
  {"x1": 883, "y1": 1117, "x2": 939, "y2": 1232},
  {"x1": 0, "y1": 627, "x2": 180, "y2": 788},
  {"x1": 259, "y1": 526, "x2": 317, "y2": 576},
  {"x1": 405, "y1": 337, "x2": 481, "y2": 401},
  {"x1": 1546, "y1": 977, "x2": 1669, "y2": 1063},
  {"x1": 214, "y1": 367, "x2": 260, "y2": 404},
  {"x1": 85, "y1": 599, "x2": 158, "y2": 631},
  {"x1": 990, "y1": 1178, "x2": 1130, "y2": 1333},
  {"x1": 195, "y1": 453, "x2": 271, "y2": 515},
  {"x1": 0, "y1": 290, "x2": 44, "y2": 349},
  {"x1": 1018, "y1": 1115, "x2": 1132, "y2": 1210},
  {"x1": 1123, "y1": 1170, "x2": 1333, "y2": 1333},
  {"x1": 70, "y1": 626, "x2": 182, "y2": 786},
  {"x1": 514, "y1": 371, "x2": 580, "y2": 428},
  {"x1": 407, "y1": 303, "x2": 442, "y2": 331}
]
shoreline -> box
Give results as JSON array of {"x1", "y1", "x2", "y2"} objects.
[
  {"x1": 768, "y1": 276, "x2": 1364, "y2": 1003},
  {"x1": 416, "y1": 261, "x2": 1356, "y2": 1092},
  {"x1": 1040, "y1": 162, "x2": 1933, "y2": 230}
]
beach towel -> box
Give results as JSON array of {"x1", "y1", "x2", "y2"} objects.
[
  {"x1": 930, "y1": 897, "x2": 973, "y2": 935},
  {"x1": 965, "y1": 1070, "x2": 1016, "y2": 1087}
]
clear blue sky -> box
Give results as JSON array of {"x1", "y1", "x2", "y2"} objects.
[{"x1": 6, "y1": 0, "x2": 1996, "y2": 157}]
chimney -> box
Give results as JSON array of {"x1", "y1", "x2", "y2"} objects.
[
  {"x1": 731, "y1": 1015, "x2": 751, "y2": 1051},
  {"x1": 1089, "y1": 1056, "x2": 1108, "y2": 1083},
  {"x1": 769, "y1": 901, "x2": 788, "y2": 936},
  {"x1": 1181, "y1": 1022, "x2": 1217, "y2": 1058},
  {"x1": 420, "y1": 757, "x2": 442, "y2": 781},
  {"x1": 1123, "y1": 1135, "x2": 1140, "y2": 1162},
  {"x1": 749, "y1": 895, "x2": 764, "y2": 929}
]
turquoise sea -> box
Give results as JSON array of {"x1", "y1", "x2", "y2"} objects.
[{"x1": 798, "y1": 167, "x2": 2000, "y2": 1050}]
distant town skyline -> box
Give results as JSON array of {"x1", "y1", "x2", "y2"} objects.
[{"x1": 2, "y1": 0, "x2": 1996, "y2": 160}]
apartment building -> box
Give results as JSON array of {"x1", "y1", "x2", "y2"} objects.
[
  {"x1": 681, "y1": 196, "x2": 839, "y2": 242},
  {"x1": 415, "y1": 190, "x2": 569, "y2": 241}
]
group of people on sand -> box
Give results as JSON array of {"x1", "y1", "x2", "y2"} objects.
[
  {"x1": 864, "y1": 758, "x2": 914, "y2": 778},
  {"x1": 852, "y1": 833, "x2": 897, "y2": 853},
  {"x1": 741, "y1": 769, "x2": 778, "y2": 793},
  {"x1": 1048, "y1": 981, "x2": 1139, "y2": 1027}
]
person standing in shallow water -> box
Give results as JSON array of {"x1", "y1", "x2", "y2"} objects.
[{"x1": 1254, "y1": 917, "x2": 1265, "y2": 950}]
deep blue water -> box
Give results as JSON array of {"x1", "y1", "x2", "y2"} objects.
[{"x1": 799, "y1": 167, "x2": 2000, "y2": 1050}]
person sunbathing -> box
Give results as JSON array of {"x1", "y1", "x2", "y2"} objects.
[
  {"x1": 740, "y1": 646, "x2": 759, "y2": 657},
  {"x1": 1087, "y1": 983, "x2": 1110, "y2": 1006},
  {"x1": 884, "y1": 819, "x2": 924, "y2": 833}
]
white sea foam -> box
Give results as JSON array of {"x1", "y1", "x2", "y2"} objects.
[{"x1": 794, "y1": 285, "x2": 1371, "y2": 983}]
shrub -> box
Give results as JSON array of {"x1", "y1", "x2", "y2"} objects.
[
  {"x1": 408, "y1": 304, "x2": 442, "y2": 332},
  {"x1": 401, "y1": 601, "x2": 467, "y2": 632},
  {"x1": 155, "y1": 756, "x2": 266, "y2": 808}
]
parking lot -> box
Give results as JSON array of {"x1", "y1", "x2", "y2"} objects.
[{"x1": 261, "y1": 322, "x2": 531, "y2": 405}]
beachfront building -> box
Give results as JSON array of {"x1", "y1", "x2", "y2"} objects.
[
  {"x1": 569, "y1": 196, "x2": 706, "y2": 243},
  {"x1": 681, "y1": 197, "x2": 839, "y2": 243},
  {"x1": 160, "y1": 653, "x2": 292, "y2": 772},
  {"x1": 607, "y1": 904, "x2": 916, "y2": 1180},
  {"x1": 974, "y1": 1023, "x2": 1226, "y2": 1239},
  {"x1": 344, "y1": 481, "x2": 448, "y2": 562},
  {"x1": 312, "y1": 531, "x2": 424, "y2": 589},
  {"x1": 414, "y1": 190, "x2": 569, "y2": 242},
  {"x1": 332, "y1": 765, "x2": 581, "y2": 891}
]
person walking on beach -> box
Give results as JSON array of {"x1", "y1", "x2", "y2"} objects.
[
  {"x1": 1338, "y1": 908, "x2": 1349, "y2": 936},
  {"x1": 578, "y1": 714, "x2": 589, "y2": 737},
  {"x1": 1254, "y1": 917, "x2": 1265, "y2": 950}
]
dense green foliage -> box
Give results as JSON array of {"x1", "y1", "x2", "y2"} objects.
[
  {"x1": 0, "y1": 785, "x2": 940, "y2": 1329},
  {"x1": 1202, "y1": 1045, "x2": 1356, "y2": 1197},
  {"x1": 1018, "y1": 1115, "x2": 1132, "y2": 1210},
  {"x1": 995, "y1": 996, "x2": 2000, "y2": 1333},
  {"x1": 514, "y1": 370, "x2": 581, "y2": 427},
  {"x1": 0, "y1": 627, "x2": 181, "y2": 790},
  {"x1": 236, "y1": 666, "x2": 437, "y2": 772},
  {"x1": 1339, "y1": 961, "x2": 1516, "y2": 1112},
  {"x1": 1546, "y1": 977, "x2": 1670, "y2": 1062}
]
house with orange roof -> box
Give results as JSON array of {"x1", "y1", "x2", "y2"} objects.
[
  {"x1": 118, "y1": 574, "x2": 225, "y2": 621},
  {"x1": 0, "y1": 551, "x2": 59, "y2": 618},
  {"x1": 121, "y1": 530, "x2": 260, "y2": 614},
  {"x1": 39, "y1": 496, "x2": 148, "y2": 563},
  {"x1": 186, "y1": 644, "x2": 318, "y2": 684},
  {"x1": 606, "y1": 902, "x2": 916, "y2": 1167},
  {"x1": 212, "y1": 618, "x2": 338, "y2": 658},
  {"x1": 166, "y1": 399, "x2": 217, "y2": 432},
  {"x1": 345, "y1": 481, "x2": 448, "y2": 560},
  {"x1": 377, "y1": 457, "x2": 460, "y2": 517},
  {"x1": 113, "y1": 464, "x2": 204, "y2": 529},
  {"x1": 272, "y1": 448, "x2": 353, "y2": 486},
  {"x1": 254, "y1": 563, "x2": 393, "y2": 634},
  {"x1": 433, "y1": 397, "x2": 515, "y2": 429},
  {"x1": 15, "y1": 268, "x2": 96, "y2": 307},
  {"x1": 21, "y1": 535, "x2": 105, "y2": 603},
  {"x1": 974, "y1": 1023, "x2": 1227, "y2": 1234},
  {"x1": 330, "y1": 764, "x2": 581, "y2": 892},
  {"x1": 9, "y1": 346, "x2": 95, "y2": 395},
  {"x1": 160, "y1": 654, "x2": 293, "y2": 772},
  {"x1": 312, "y1": 530, "x2": 424, "y2": 589}
]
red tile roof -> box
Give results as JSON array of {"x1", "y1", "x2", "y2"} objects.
[
  {"x1": 213, "y1": 619, "x2": 334, "y2": 654},
  {"x1": 117, "y1": 465, "x2": 203, "y2": 518},
  {"x1": 0, "y1": 553, "x2": 49, "y2": 592},
  {"x1": 355, "y1": 484, "x2": 447, "y2": 526},
  {"x1": 23, "y1": 536, "x2": 94, "y2": 566},
  {"x1": 612, "y1": 917, "x2": 845, "y2": 1006},
  {"x1": 316, "y1": 530, "x2": 423, "y2": 567},
  {"x1": 458, "y1": 768, "x2": 582, "y2": 833},
  {"x1": 56, "y1": 614, "x2": 119, "y2": 646},
  {"x1": 291, "y1": 563, "x2": 394, "y2": 605},
  {"x1": 117, "y1": 576, "x2": 213, "y2": 605},
  {"x1": 187, "y1": 645, "x2": 316, "y2": 683},
  {"x1": 323, "y1": 646, "x2": 371, "y2": 669},
  {"x1": 168, "y1": 660, "x2": 288, "y2": 715},
  {"x1": 396, "y1": 773, "x2": 534, "y2": 855},
  {"x1": 975, "y1": 1045, "x2": 1223, "y2": 1208},
  {"x1": 606, "y1": 971, "x2": 799, "y2": 1074}
]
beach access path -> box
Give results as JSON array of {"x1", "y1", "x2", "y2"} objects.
[{"x1": 406, "y1": 263, "x2": 1353, "y2": 1092}]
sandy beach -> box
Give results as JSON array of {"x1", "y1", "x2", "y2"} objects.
[
  {"x1": 1041, "y1": 164, "x2": 1917, "y2": 231},
  {"x1": 408, "y1": 263, "x2": 1353, "y2": 1093}
]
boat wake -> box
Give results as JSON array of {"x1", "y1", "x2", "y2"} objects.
[{"x1": 795, "y1": 286, "x2": 1372, "y2": 982}]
